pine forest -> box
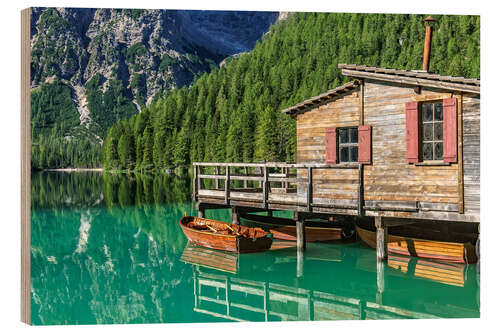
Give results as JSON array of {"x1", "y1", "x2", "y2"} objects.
[{"x1": 32, "y1": 12, "x2": 480, "y2": 171}]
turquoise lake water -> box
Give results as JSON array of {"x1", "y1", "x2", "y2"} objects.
[{"x1": 30, "y1": 171, "x2": 480, "y2": 325}]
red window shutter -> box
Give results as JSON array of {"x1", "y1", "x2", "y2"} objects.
[
  {"x1": 443, "y1": 98, "x2": 458, "y2": 163},
  {"x1": 325, "y1": 127, "x2": 337, "y2": 164},
  {"x1": 358, "y1": 125, "x2": 371, "y2": 164},
  {"x1": 405, "y1": 101, "x2": 420, "y2": 163}
]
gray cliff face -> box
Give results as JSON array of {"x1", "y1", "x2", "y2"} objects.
[{"x1": 30, "y1": 8, "x2": 279, "y2": 137}]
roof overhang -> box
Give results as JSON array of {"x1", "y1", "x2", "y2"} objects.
[
  {"x1": 338, "y1": 64, "x2": 480, "y2": 94},
  {"x1": 281, "y1": 80, "x2": 360, "y2": 117}
]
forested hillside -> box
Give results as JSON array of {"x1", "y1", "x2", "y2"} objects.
[
  {"x1": 102, "y1": 12, "x2": 480, "y2": 171},
  {"x1": 30, "y1": 8, "x2": 278, "y2": 170}
]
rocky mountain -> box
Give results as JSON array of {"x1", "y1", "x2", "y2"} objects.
[{"x1": 30, "y1": 8, "x2": 279, "y2": 140}]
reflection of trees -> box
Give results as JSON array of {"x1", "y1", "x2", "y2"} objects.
[
  {"x1": 101, "y1": 172, "x2": 191, "y2": 207},
  {"x1": 30, "y1": 171, "x2": 200, "y2": 324},
  {"x1": 31, "y1": 171, "x2": 192, "y2": 209},
  {"x1": 31, "y1": 171, "x2": 104, "y2": 209},
  {"x1": 30, "y1": 203, "x2": 197, "y2": 324}
]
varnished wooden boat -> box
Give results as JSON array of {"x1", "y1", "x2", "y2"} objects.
[
  {"x1": 355, "y1": 224, "x2": 477, "y2": 264},
  {"x1": 239, "y1": 213, "x2": 344, "y2": 242},
  {"x1": 179, "y1": 216, "x2": 272, "y2": 253},
  {"x1": 269, "y1": 225, "x2": 342, "y2": 242}
]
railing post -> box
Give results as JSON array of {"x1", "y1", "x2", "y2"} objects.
[
  {"x1": 225, "y1": 165, "x2": 230, "y2": 205},
  {"x1": 215, "y1": 166, "x2": 220, "y2": 190},
  {"x1": 281, "y1": 167, "x2": 285, "y2": 189},
  {"x1": 262, "y1": 166, "x2": 268, "y2": 209},
  {"x1": 244, "y1": 166, "x2": 248, "y2": 189},
  {"x1": 307, "y1": 167, "x2": 313, "y2": 212},
  {"x1": 197, "y1": 165, "x2": 202, "y2": 193},
  {"x1": 259, "y1": 167, "x2": 263, "y2": 188},
  {"x1": 193, "y1": 164, "x2": 198, "y2": 201},
  {"x1": 284, "y1": 166, "x2": 289, "y2": 190}
]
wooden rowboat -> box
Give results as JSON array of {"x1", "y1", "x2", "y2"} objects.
[
  {"x1": 355, "y1": 224, "x2": 477, "y2": 264},
  {"x1": 239, "y1": 213, "x2": 345, "y2": 242},
  {"x1": 179, "y1": 216, "x2": 272, "y2": 253},
  {"x1": 268, "y1": 225, "x2": 342, "y2": 242}
]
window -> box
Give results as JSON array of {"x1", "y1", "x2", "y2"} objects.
[
  {"x1": 326, "y1": 126, "x2": 371, "y2": 165},
  {"x1": 338, "y1": 127, "x2": 358, "y2": 163},
  {"x1": 422, "y1": 101, "x2": 443, "y2": 161},
  {"x1": 406, "y1": 98, "x2": 456, "y2": 164}
]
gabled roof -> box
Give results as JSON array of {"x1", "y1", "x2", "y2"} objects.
[
  {"x1": 339, "y1": 64, "x2": 480, "y2": 94},
  {"x1": 282, "y1": 80, "x2": 360, "y2": 116},
  {"x1": 282, "y1": 64, "x2": 480, "y2": 116}
]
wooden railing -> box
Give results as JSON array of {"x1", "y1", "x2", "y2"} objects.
[{"x1": 192, "y1": 162, "x2": 360, "y2": 212}]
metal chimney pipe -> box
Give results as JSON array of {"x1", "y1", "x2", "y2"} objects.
[{"x1": 422, "y1": 16, "x2": 437, "y2": 72}]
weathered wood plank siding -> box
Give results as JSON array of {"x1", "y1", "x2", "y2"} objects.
[
  {"x1": 462, "y1": 94, "x2": 480, "y2": 216},
  {"x1": 363, "y1": 82, "x2": 459, "y2": 204},
  {"x1": 294, "y1": 79, "x2": 479, "y2": 222},
  {"x1": 296, "y1": 91, "x2": 360, "y2": 203}
]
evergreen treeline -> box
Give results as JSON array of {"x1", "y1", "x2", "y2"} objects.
[
  {"x1": 31, "y1": 134, "x2": 101, "y2": 170},
  {"x1": 31, "y1": 79, "x2": 102, "y2": 170},
  {"x1": 102, "y1": 12, "x2": 479, "y2": 171}
]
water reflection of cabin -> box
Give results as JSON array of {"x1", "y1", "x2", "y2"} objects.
[
  {"x1": 193, "y1": 23, "x2": 480, "y2": 261},
  {"x1": 189, "y1": 255, "x2": 479, "y2": 322},
  {"x1": 182, "y1": 242, "x2": 479, "y2": 321}
]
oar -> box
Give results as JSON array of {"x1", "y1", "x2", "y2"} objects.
[
  {"x1": 225, "y1": 224, "x2": 241, "y2": 236},
  {"x1": 206, "y1": 224, "x2": 219, "y2": 234}
]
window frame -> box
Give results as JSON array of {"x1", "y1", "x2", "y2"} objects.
[
  {"x1": 420, "y1": 100, "x2": 444, "y2": 162},
  {"x1": 337, "y1": 126, "x2": 359, "y2": 164}
]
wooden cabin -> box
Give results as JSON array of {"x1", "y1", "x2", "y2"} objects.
[
  {"x1": 192, "y1": 18, "x2": 480, "y2": 261},
  {"x1": 192, "y1": 64, "x2": 480, "y2": 261},
  {"x1": 282, "y1": 64, "x2": 480, "y2": 225}
]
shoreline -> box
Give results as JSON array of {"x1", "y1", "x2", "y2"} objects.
[{"x1": 42, "y1": 168, "x2": 104, "y2": 172}]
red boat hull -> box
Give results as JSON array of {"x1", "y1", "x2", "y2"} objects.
[{"x1": 179, "y1": 216, "x2": 272, "y2": 253}]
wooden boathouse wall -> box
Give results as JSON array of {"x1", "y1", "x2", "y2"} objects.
[{"x1": 292, "y1": 78, "x2": 479, "y2": 223}]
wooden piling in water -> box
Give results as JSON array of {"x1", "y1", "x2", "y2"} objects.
[
  {"x1": 232, "y1": 207, "x2": 240, "y2": 225},
  {"x1": 375, "y1": 216, "x2": 387, "y2": 261},
  {"x1": 296, "y1": 214, "x2": 306, "y2": 251}
]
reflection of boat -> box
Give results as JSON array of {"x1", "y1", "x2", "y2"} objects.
[
  {"x1": 179, "y1": 216, "x2": 272, "y2": 253},
  {"x1": 387, "y1": 255, "x2": 466, "y2": 287},
  {"x1": 355, "y1": 223, "x2": 477, "y2": 264},
  {"x1": 181, "y1": 242, "x2": 240, "y2": 273}
]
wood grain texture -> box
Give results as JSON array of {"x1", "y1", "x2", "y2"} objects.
[
  {"x1": 356, "y1": 225, "x2": 477, "y2": 264},
  {"x1": 462, "y1": 94, "x2": 480, "y2": 216},
  {"x1": 293, "y1": 80, "x2": 479, "y2": 222},
  {"x1": 21, "y1": 7, "x2": 31, "y2": 325},
  {"x1": 179, "y1": 216, "x2": 272, "y2": 253}
]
